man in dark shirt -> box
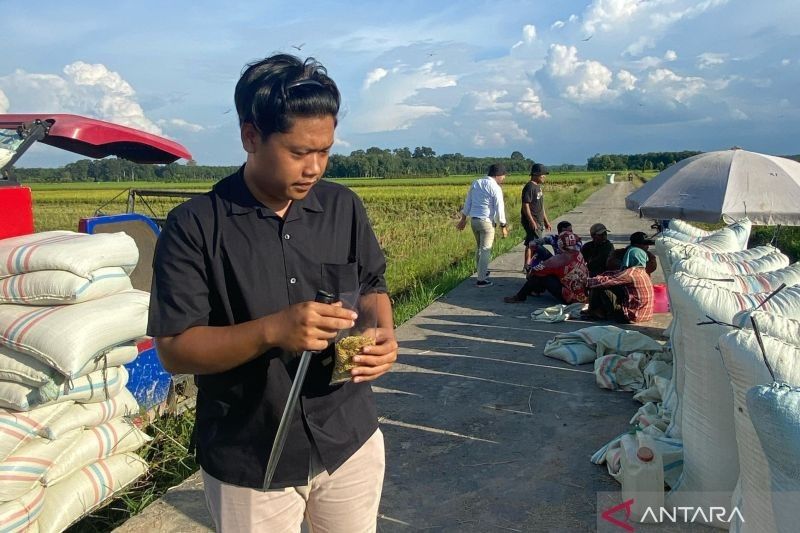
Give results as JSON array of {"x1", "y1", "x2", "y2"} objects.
[
  {"x1": 581, "y1": 222, "x2": 616, "y2": 276},
  {"x1": 521, "y1": 163, "x2": 551, "y2": 270},
  {"x1": 148, "y1": 54, "x2": 397, "y2": 531}
]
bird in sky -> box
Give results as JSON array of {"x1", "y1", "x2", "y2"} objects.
[
  {"x1": 582, "y1": 34, "x2": 593, "y2": 41},
  {"x1": 291, "y1": 43, "x2": 306, "y2": 51}
]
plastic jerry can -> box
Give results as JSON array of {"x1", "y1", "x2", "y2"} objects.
[{"x1": 620, "y1": 432, "x2": 665, "y2": 522}]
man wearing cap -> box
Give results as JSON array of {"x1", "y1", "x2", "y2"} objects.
[
  {"x1": 607, "y1": 232, "x2": 658, "y2": 274},
  {"x1": 456, "y1": 164, "x2": 509, "y2": 287},
  {"x1": 581, "y1": 223, "x2": 615, "y2": 276},
  {"x1": 521, "y1": 163, "x2": 551, "y2": 270},
  {"x1": 584, "y1": 245, "x2": 654, "y2": 323}
]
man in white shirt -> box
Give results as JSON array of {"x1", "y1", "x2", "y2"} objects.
[{"x1": 456, "y1": 163, "x2": 509, "y2": 287}]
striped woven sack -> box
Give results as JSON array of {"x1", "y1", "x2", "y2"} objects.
[
  {"x1": 0, "y1": 403, "x2": 73, "y2": 463},
  {"x1": 0, "y1": 267, "x2": 132, "y2": 305},
  {"x1": 41, "y1": 387, "x2": 139, "y2": 440},
  {"x1": 0, "y1": 485, "x2": 44, "y2": 533}
]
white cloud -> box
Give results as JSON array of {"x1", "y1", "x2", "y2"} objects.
[
  {"x1": 632, "y1": 56, "x2": 663, "y2": 70},
  {"x1": 781, "y1": 59, "x2": 791, "y2": 66},
  {"x1": 349, "y1": 62, "x2": 457, "y2": 133},
  {"x1": 516, "y1": 88, "x2": 549, "y2": 119},
  {"x1": 472, "y1": 119, "x2": 530, "y2": 147},
  {"x1": 583, "y1": 0, "x2": 643, "y2": 34},
  {"x1": 0, "y1": 89, "x2": 8, "y2": 113},
  {"x1": 551, "y1": 20, "x2": 565, "y2": 30},
  {"x1": 664, "y1": 50, "x2": 678, "y2": 62},
  {"x1": 546, "y1": 44, "x2": 580, "y2": 77},
  {"x1": 544, "y1": 44, "x2": 614, "y2": 103},
  {"x1": 363, "y1": 67, "x2": 388, "y2": 90},
  {"x1": 512, "y1": 24, "x2": 537, "y2": 49},
  {"x1": 334, "y1": 135, "x2": 351, "y2": 148},
  {"x1": 568, "y1": 14, "x2": 578, "y2": 23},
  {"x1": 616, "y1": 70, "x2": 637, "y2": 91},
  {"x1": 644, "y1": 68, "x2": 706, "y2": 103},
  {"x1": 625, "y1": 36, "x2": 656, "y2": 57},
  {"x1": 697, "y1": 52, "x2": 727, "y2": 69},
  {"x1": 564, "y1": 60, "x2": 613, "y2": 102},
  {"x1": 0, "y1": 62, "x2": 161, "y2": 135},
  {"x1": 523, "y1": 24, "x2": 537, "y2": 43},
  {"x1": 470, "y1": 89, "x2": 512, "y2": 111},
  {"x1": 651, "y1": 0, "x2": 730, "y2": 29},
  {"x1": 158, "y1": 118, "x2": 205, "y2": 132}
]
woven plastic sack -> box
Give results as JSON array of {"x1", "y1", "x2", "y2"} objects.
[
  {"x1": 669, "y1": 219, "x2": 712, "y2": 239},
  {"x1": 656, "y1": 238, "x2": 774, "y2": 281},
  {"x1": 673, "y1": 254, "x2": 793, "y2": 282},
  {"x1": 37, "y1": 452, "x2": 148, "y2": 533},
  {"x1": 719, "y1": 312, "x2": 800, "y2": 533},
  {"x1": 0, "y1": 342, "x2": 138, "y2": 390},
  {"x1": 0, "y1": 402, "x2": 73, "y2": 463},
  {"x1": 0, "y1": 429, "x2": 82, "y2": 502},
  {"x1": 0, "y1": 289, "x2": 148, "y2": 377},
  {"x1": 0, "y1": 267, "x2": 132, "y2": 305},
  {"x1": 666, "y1": 276, "x2": 800, "y2": 516},
  {"x1": 0, "y1": 366, "x2": 128, "y2": 411},
  {"x1": 0, "y1": 231, "x2": 138, "y2": 280},
  {"x1": 0, "y1": 485, "x2": 44, "y2": 533},
  {"x1": 41, "y1": 387, "x2": 140, "y2": 440},
  {"x1": 747, "y1": 383, "x2": 800, "y2": 533},
  {"x1": 668, "y1": 218, "x2": 751, "y2": 249},
  {"x1": 43, "y1": 417, "x2": 151, "y2": 486}
]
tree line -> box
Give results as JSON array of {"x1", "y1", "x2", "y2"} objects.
[
  {"x1": 13, "y1": 148, "x2": 796, "y2": 183},
  {"x1": 586, "y1": 151, "x2": 703, "y2": 171},
  {"x1": 12, "y1": 147, "x2": 545, "y2": 182}
]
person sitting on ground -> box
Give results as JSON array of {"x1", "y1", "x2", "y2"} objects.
[
  {"x1": 581, "y1": 223, "x2": 615, "y2": 277},
  {"x1": 583, "y1": 247, "x2": 654, "y2": 323},
  {"x1": 505, "y1": 230, "x2": 588, "y2": 304},
  {"x1": 526, "y1": 220, "x2": 583, "y2": 271},
  {"x1": 606, "y1": 232, "x2": 658, "y2": 275}
]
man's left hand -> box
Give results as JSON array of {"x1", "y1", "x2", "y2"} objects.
[{"x1": 350, "y1": 327, "x2": 398, "y2": 383}]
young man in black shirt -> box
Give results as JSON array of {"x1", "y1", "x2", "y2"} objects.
[
  {"x1": 521, "y1": 163, "x2": 551, "y2": 270},
  {"x1": 148, "y1": 54, "x2": 397, "y2": 531}
]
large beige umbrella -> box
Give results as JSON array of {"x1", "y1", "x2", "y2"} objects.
[{"x1": 625, "y1": 148, "x2": 800, "y2": 225}]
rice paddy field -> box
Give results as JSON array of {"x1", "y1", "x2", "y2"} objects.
[{"x1": 30, "y1": 172, "x2": 606, "y2": 323}]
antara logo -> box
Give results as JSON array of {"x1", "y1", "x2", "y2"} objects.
[{"x1": 600, "y1": 499, "x2": 745, "y2": 531}]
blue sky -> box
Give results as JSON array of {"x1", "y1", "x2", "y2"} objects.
[{"x1": 2, "y1": 0, "x2": 799, "y2": 167}]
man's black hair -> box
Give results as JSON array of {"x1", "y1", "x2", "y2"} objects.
[
  {"x1": 557, "y1": 221, "x2": 572, "y2": 233},
  {"x1": 235, "y1": 54, "x2": 340, "y2": 138}
]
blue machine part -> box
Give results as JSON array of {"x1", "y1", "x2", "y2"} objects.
[{"x1": 125, "y1": 340, "x2": 172, "y2": 409}]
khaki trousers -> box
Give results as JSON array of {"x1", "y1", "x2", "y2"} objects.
[
  {"x1": 202, "y1": 429, "x2": 385, "y2": 533},
  {"x1": 470, "y1": 217, "x2": 495, "y2": 282}
]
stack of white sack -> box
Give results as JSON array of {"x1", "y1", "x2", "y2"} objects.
[
  {"x1": 0, "y1": 231, "x2": 151, "y2": 533},
  {"x1": 664, "y1": 263, "x2": 798, "y2": 442},
  {"x1": 720, "y1": 310, "x2": 800, "y2": 533},
  {"x1": 653, "y1": 243, "x2": 788, "y2": 450},
  {"x1": 665, "y1": 273, "x2": 800, "y2": 527}
]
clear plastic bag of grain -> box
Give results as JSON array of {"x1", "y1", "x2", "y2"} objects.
[{"x1": 330, "y1": 289, "x2": 378, "y2": 385}]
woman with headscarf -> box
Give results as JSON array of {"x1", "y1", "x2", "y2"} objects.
[
  {"x1": 504, "y1": 230, "x2": 588, "y2": 304},
  {"x1": 583, "y1": 246, "x2": 654, "y2": 323}
]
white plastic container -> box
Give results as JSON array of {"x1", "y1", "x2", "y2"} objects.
[{"x1": 620, "y1": 432, "x2": 665, "y2": 522}]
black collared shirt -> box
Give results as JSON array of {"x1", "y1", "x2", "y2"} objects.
[{"x1": 147, "y1": 167, "x2": 388, "y2": 489}]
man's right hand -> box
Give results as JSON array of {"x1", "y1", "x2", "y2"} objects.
[{"x1": 263, "y1": 301, "x2": 357, "y2": 353}]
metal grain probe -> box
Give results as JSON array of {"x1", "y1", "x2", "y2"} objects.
[{"x1": 263, "y1": 289, "x2": 337, "y2": 489}]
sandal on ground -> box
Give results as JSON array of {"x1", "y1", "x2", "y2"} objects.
[{"x1": 504, "y1": 295, "x2": 526, "y2": 303}]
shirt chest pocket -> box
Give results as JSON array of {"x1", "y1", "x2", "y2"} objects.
[{"x1": 320, "y1": 262, "x2": 360, "y2": 299}]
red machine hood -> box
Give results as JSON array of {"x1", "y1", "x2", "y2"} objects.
[{"x1": 0, "y1": 113, "x2": 192, "y2": 164}]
